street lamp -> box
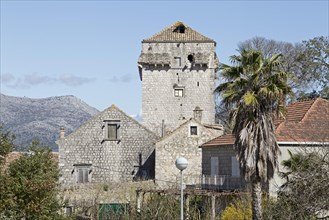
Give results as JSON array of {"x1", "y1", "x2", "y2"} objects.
[{"x1": 175, "y1": 157, "x2": 188, "y2": 220}]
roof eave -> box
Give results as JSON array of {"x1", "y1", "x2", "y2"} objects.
[
  {"x1": 142, "y1": 40, "x2": 216, "y2": 44},
  {"x1": 278, "y1": 141, "x2": 329, "y2": 146}
]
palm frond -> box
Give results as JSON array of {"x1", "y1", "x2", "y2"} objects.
[{"x1": 215, "y1": 49, "x2": 291, "y2": 182}]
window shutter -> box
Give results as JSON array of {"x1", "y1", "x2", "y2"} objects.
[
  {"x1": 83, "y1": 169, "x2": 89, "y2": 183},
  {"x1": 211, "y1": 157, "x2": 218, "y2": 176},
  {"x1": 108, "y1": 124, "x2": 117, "y2": 140},
  {"x1": 78, "y1": 169, "x2": 83, "y2": 183},
  {"x1": 231, "y1": 157, "x2": 240, "y2": 177}
]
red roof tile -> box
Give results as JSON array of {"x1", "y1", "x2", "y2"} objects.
[
  {"x1": 202, "y1": 133, "x2": 235, "y2": 146},
  {"x1": 203, "y1": 98, "x2": 329, "y2": 147}
]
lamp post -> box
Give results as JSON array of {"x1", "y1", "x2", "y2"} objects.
[{"x1": 175, "y1": 157, "x2": 188, "y2": 220}]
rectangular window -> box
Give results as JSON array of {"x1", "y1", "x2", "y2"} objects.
[
  {"x1": 174, "y1": 89, "x2": 183, "y2": 97},
  {"x1": 74, "y1": 164, "x2": 91, "y2": 183},
  {"x1": 211, "y1": 157, "x2": 219, "y2": 176},
  {"x1": 65, "y1": 206, "x2": 73, "y2": 216},
  {"x1": 231, "y1": 157, "x2": 240, "y2": 177},
  {"x1": 108, "y1": 124, "x2": 118, "y2": 140},
  {"x1": 190, "y1": 126, "x2": 198, "y2": 135},
  {"x1": 104, "y1": 120, "x2": 120, "y2": 141},
  {"x1": 174, "y1": 57, "x2": 181, "y2": 67}
]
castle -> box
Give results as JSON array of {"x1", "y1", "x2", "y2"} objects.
[{"x1": 57, "y1": 21, "x2": 223, "y2": 187}]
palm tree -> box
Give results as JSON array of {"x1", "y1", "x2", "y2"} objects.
[{"x1": 215, "y1": 49, "x2": 291, "y2": 220}]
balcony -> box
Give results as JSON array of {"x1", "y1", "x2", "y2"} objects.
[{"x1": 177, "y1": 175, "x2": 248, "y2": 192}]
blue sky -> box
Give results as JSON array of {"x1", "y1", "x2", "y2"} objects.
[{"x1": 1, "y1": 1, "x2": 328, "y2": 116}]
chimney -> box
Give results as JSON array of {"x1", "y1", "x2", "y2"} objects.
[
  {"x1": 193, "y1": 106, "x2": 203, "y2": 122},
  {"x1": 60, "y1": 127, "x2": 65, "y2": 139}
]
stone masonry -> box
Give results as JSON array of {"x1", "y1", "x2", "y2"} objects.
[
  {"x1": 138, "y1": 22, "x2": 218, "y2": 136},
  {"x1": 155, "y1": 118, "x2": 223, "y2": 188},
  {"x1": 56, "y1": 105, "x2": 159, "y2": 186}
]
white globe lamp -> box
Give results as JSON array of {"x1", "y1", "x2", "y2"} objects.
[
  {"x1": 175, "y1": 157, "x2": 188, "y2": 220},
  {"x1": 175, "y1": 157, "x2": 188, "y2": 171}
]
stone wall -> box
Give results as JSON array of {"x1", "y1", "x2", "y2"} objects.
[
  {"x1": 139, "y1": 42, "x2": 218, "y2": 136},
  {"x1": 57, "y1": 105, "x2": 159, "y2": 186},
  {"x1": 155, "y1": 119, "x2": 223, "y2": 188}
]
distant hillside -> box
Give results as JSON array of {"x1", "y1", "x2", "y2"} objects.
[{"x1": 0, "y1": 94, "x2": 99, "y2": 151}]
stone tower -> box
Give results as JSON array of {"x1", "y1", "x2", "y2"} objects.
[{"x1": 138, "y1": 21, "x2": 218, "y2": 136}]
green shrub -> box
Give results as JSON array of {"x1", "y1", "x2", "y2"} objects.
[{"x1": 221, "y1": 196, "x2": 252, "y2": 220}]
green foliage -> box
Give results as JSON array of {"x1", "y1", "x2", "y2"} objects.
[
  {"x1": 8, "y1": 141, "x2": 60, "y2": 219},
  {"x1": 238, "y1": 36, "x2": 329, "y2": 101},
  {"x1": 0, "y1": 137, "x2": 67, "y2": 220},
  {"x1": 264, "y1": 149, "x2": 329, "y2": 219},
  {"x1": 216, "y1": 49, "x2": 292, "y2": 219},
  {"x1": 0, "y1": 125, "x2": 15, "y2": 165},
  {"x1": 221, "y1": 196, "x2": 252, "y2": 220},
  {"x1": 216, "y1": 49, "x2": 291, "y2": 181}
]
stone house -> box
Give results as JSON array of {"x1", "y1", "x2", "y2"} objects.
[
  {"x1": 155, "y1": 118, "x2": 223, "y2": 188},
  {"x1": 200, "y1": 98, "x2": 329, "y2": 193},
  {"x1": 56, "y1": 105, "x2": 159, "y2": 186}
]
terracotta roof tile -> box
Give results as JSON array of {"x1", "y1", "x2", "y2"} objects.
[
  {"x1": 202, "y1": 133, "x2": 235, "y2": 146},
  {"x1": 203, "y1": 98, "x2": 329, "y2": 147},
  {"x1": 142, "y1": 21, "x2": 215, "y2": 43},
  {"x1": 276, "y1": 98, "x2": 329, "y2": 143}
]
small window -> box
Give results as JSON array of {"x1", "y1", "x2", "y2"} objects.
[
  {"x1": 74, "y1": 164, "x2": 92, "y2": 183},
  {"x1": 188, "y1": 54, "x2": 194, "y2": 63},
  {"x1": 174, "y1": 57, "x2": 181, "y2": 67},
  {"x1": 108, "y1": 124, "x2": 118, "y2": 140},
  {"x1": 174, "y1": 25, "x2": 186, "y2": 33},
  {"x1": 190, "y1": 126, "x2": 198, "y2": 135},
  {"x1": 65, "y1": 206, "x2": 73, "y2": 216},
  {"x1": 104, "y1": 120, "x2": 120, "y2": 140},
  {"x1": 231, "y1": 157, "x2": 240, "y2": 177},
  {"x1": 174, "y1": 89, "x2": 183, "y2": 97}
]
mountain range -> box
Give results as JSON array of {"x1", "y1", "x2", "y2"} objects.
[{"x1": 0, "y1": 93, "x2": 99, "y2": 151}]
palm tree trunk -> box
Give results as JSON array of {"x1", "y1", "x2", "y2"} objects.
[{"x1": 251, "y1": 180, "x2": 263, "y2": 220}]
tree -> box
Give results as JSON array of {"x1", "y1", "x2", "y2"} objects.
[
  {"x1": 215, "y1": 49, "x2": 291, "y2": 219},
  {"x1": 0, "y1": 125, "x2": 15, "y2": 165},
  {"x1": 0, "y1": 139, "x2": 66, "y2": 220},
  {"x1": 265, "y1": 149, "x2": 329, "y2": 219},
  {"x1": 221, "y1": 196, "x2": 252, "y2": 220},
  {"x1": 302, "y1": 36, "x2": 329, "y2": 99},
  {"x1": 238, "y1": 36, "x2": 329, "y2": 100}
]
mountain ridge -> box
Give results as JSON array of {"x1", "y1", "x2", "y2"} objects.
[{"x1": 0, "y1": 93, "x2": 100, "y2": 151}]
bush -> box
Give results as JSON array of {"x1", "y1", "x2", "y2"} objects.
[{"x1": 221, "y1": 196, "x2": 252, "y2": 220}]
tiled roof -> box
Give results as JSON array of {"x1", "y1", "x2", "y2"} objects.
[
  {"x1": 142, "y1": 21, "x2": 216, "y2": 43},
  {"x1": 276, "y1": 98, "x2": 329, "y2": 143},
  {"x1": 203, "y1": 98, "x2": 329, "y2": 147},
  {"x1": 202, "y1": 133, "x2": 235, "y2": 146}
]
